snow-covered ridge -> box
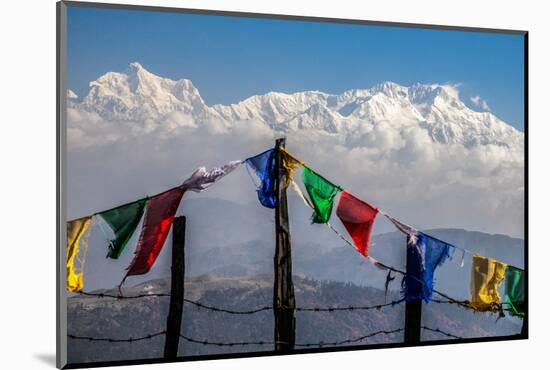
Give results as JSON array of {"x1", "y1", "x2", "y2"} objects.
[{"x1": 69, "y1": 62, "x2": 523, "y2": 149}]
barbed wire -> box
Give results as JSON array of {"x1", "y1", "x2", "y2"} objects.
[
  {"x1": 76, "y1": 292, "x2": 405, "y2": 314},
  {"x1": 68, "y1": 331, "x2": 166, "y2": 343},
  {"x1": 295, "y1": 328, "x2": 404, "y2": 347},
  {"x1": 430, "y1": 291, "x2": 514, "y2": 315},
  {"x1": 295, "y1": 299, "x2": 404, "y2": 312},
  {"x1": 431, "y1": 290, "x2": 472, "y2": 310},
  {"x1": 185, "y1": 299, "x2": 272, "y2": 314},
  {"x1": 76, "y1": 290, "x2": 511, "y2": 316},
  {"x1": 179, "y1": 334, "x2": 274, "y2": 347},
  {"x1": 421, "y1": 326, "x2": 463, "y2": 339},
  {"x1": 77, "y1": 291, "x2": 170, "y2": 299},
  {"x1": 68, "y1": 328, "x2": 407, "y2": 347}
]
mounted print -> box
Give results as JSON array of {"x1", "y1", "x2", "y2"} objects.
[{"x1": 56, "y1": 1, "x2": 527, "y2": 368}]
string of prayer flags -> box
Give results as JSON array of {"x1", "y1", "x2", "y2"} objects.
[
  {"x1": 245, "y1": 148, "x2": 277, "y2": 208},
  {"x1": 469, "y1": 254, "x2": 508, "y2": 312},
  {"x1": 182, "y1": 160, "x2": 243, "y2": 192},
  {"x1": 504, "y1": 266, "x2": 525, "y2": 317},
  {"x1": 279, "y1": 147, "x2": 304, "y2": 188},
  {"x1": 99, "y1": 198, "x2": 147, "y2": 259},
  {"x1": 383, "y1": 212, "x2": 419, "y2": 245},
  {"x1": 291, "y1": 179, "x2": 395, "y2": 274},
  {"x1": 122, "y1": 187, "x2": 185, "y2": 282},
  {"x1": 336, "y1": 191, "x2": 378, "y2": 256},
  {"x1": 66, "y1": 216, "x2": 93, "y2": 292},
  {"x1": 302, "y1": 167, "x2": 341, "y2": 224},
  {"x1": 402, "y1": 232, "x2": 454, "y2": 302}
]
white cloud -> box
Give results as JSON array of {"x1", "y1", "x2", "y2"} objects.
[
  {"x1": 66, "y1": 110, "x2": 524, "y2": 238},
  {"x1": 470, "y1": 95, "x2": 491, "y2": 111}
]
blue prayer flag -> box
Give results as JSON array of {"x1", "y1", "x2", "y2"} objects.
[
  {"x1": 245, "y1": 148, "x2": 277, "y2": 208},
  {"x1": 402, "y1": 232, "x2": 454, "y2": 302}
]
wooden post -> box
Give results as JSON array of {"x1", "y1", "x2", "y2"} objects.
[
  {"x1": 164, "y1": 216, "x2": 186, "y2": 359},
  {"x1": 273, "y1": 138, "x2": 296, "y2": 352},
  {"x1": 404, "y1": 300, "x2": 422, "y2": 344},
  {"x1": 404, "y1": 236, "x2": 422, "y2": 344}
]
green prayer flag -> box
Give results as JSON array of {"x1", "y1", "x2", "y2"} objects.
[
  {"x1": 99, "y1": 198, "x2": 147, "y2": 259},
  {"x1": 302, "y1": 167, "x2": 341, "y2": 224},
  {"x1": 504, "y1": 266, "x2": 525, "y2": 317}
]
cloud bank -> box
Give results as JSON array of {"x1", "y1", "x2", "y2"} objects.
[{"x1": 67, "y1": 107, "x2": 524, "y2": 239}]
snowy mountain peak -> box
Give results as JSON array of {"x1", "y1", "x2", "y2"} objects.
[
  {"x1": 76, "y1": 62, "x2": 207, "y2": 121},
  {"x1": 129, "y1": 61, "x2": 144, "y2": 71},
  {"x1": 67, "y1": 89, "x2": 78, "y2": 99},
  {"x1": 371, "y1": 81, "x2": 409, "y2": 99},
  {"x1": 69, "y1": 63, "x2": 523, "y2": 149}
]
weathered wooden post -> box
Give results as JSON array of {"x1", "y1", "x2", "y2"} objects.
[
  {"x1": 404, "y1": 235, "x2": 422, "y2": 344},
  {"x1": 273, "y1": 138, "x2": 296, "y2": 352},
  {"x1": 164, "y1": 216, "x2": 186, "y2": 358},
  {"x1": 404, "y1": 300, "x2": 422, "y2": 344}
]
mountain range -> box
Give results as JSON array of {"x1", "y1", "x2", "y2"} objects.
[{"x1": 68, "y1": 62, "x2": 523, "y2": 150}]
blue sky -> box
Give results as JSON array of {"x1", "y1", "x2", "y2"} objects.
[{"x1": 67, "y1": 5, "x2": 525, "y2": 130}]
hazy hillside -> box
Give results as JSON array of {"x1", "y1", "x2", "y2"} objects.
[
  {"x1": 179, "y1": 204, "x2": 524, "y2": 300},
  {"x1": 80, "y1": 197, "x2": 524, "y2": 297}
]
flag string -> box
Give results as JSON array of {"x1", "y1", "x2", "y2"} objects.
[{"x1": 282, "y1": 147, "x2": 523, "y2": 272}]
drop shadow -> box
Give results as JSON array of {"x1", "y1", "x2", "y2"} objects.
[{"x1": 34, "y1": 353, "x2": 56, "y2": 367}]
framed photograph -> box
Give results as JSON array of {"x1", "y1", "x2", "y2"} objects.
[{"x1": 57, "y1": 1, "x2": 527, "y2": 368}]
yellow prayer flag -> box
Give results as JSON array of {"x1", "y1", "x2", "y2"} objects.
[
  {"x1": 279, "y1": 147, "x2": 304, "y2": 187},
  {"x1": 469, "y1": 254, "x2": 508, "y2": 312},
  {"x1": 66, "y1": 216, "x2": 93, "y2": 292}
]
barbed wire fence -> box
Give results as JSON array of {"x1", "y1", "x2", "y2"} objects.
[
  {"x1": 68, "y1": 289, "x2": 484, "y2": 348},
  {"x1": 69, "y1": 327, "x2": 462, "y2": 347}
]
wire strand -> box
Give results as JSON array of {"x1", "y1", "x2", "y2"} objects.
[
  {"x1": 75, "y1": 292, "x2": 405, "y2": 314},
  {"x1": 68, "y1": 331, "x2": 166, "y2": 343},
  {"x1": 421, "y1": 326, "x2": 463, "y2": 339},
  {"x1": 295, "y1": 299, "x2": 404, "y2": 312},
  {"x1": 68, "y1": 328, "x2": 408, "y2": 347},
  {"x1": 295, "y1": 328, "x2": 404, "y2": 347}
]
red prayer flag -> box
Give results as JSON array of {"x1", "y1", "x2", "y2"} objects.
[
  {"x1": 124, "y1": 187, "x2": 185, "y2": 278},
  {"x1": 336, "y1": 191, "x2": 378, "y2": 256}
]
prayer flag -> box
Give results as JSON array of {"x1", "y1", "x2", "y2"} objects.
[
  {"x1": 99, "y1": 198, "x2": 147, "y2": 259},
  {"x1": 66, "y1": 216, "x2": 93, "y2": 292},
  {"x1": 245, "y1": 148, "x2": 277, "y2": 208},
  {"x1": 123, "y1": 187, "x2": 185, "y2": 279},
  {"x1": 279, "y1": 147, "x2": 304, "y2": 187},
  {"x1": 302, "y1": 167, "x2": 341, "y2": 224},
  {"x1": 383, "y1": 213, "x2": 419, "y2": 245},
  {"x1": 336, "y1": 191, "x2": 378, "y2": 256},
  {"x1": 469, "y1": 254, "x2": 507, "y2": 312},
  {"x1": 402, "y1": 232, "x2": 454, "y2": 302},
  {"x1": 504, "y1": 265, "x2": 525, "y2": 317},
  {"x1": 182, "y1": 160, "x2": 243, "y2": 192}
]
